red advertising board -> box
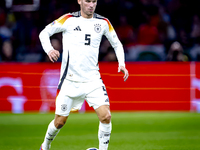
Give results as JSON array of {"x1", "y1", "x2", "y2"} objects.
[{"x1": 0, "y1": 62, "x2": 200, "y2": 113}]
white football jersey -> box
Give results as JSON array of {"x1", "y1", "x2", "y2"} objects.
[{"x1": 39, "y1": 11, "x2": 125, "y2": 84}]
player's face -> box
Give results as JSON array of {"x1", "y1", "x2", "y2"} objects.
[{"x1": 78, "y1": 0, "x2": 97, "y2": 18}]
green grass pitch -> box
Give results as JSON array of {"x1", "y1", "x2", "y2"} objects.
[{"x1": 0, "y1": 112, "x2": 200, "y2": 150}]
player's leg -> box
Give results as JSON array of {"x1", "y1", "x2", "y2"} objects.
[
  {"x1": 95, "y1": 105, "x2": 112, "y2": 150},
  {"x1": 40, "y1": 105, "x2": 72, "y2": 150},
  {"x1": 40, "y1": 79, "x2": 86, "y2": 150},
  {"x1": 85, "y1": 79, "x2": 111, "y2": 150},
  {"x1": 95, "y1": 105, "x2": 111, "y2": 123},
  {"x1": 40, "y1": 115, "x2": 68, "y2": 150},
  {"x1": 40, "y1": 107, "x2": 72, "y2": 150},
  {"x1": 40, "y1": 80, "x2": 74, "y2": 150}
]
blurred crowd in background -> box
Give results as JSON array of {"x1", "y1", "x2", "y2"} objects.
[{"x1": 1, "y1": 0, "x2": 200, "y2": 62}]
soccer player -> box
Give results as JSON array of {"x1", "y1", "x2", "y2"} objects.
[{"x1": 39, "y1": 0, "x2": 129, "y2": 150}]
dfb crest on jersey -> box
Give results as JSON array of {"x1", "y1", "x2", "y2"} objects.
[
  {"x1": 94, "y1": 24, "x2": 101, "y2": 33},
  {"x1": 61, "y1": 104, "x2": 67, "y2": 111}
]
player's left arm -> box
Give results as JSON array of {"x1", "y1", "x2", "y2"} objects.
[{"x1": 104, "y1": 19, "x2": 129, "y2": 81}]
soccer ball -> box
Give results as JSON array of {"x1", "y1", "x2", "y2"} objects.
[{"x1": 86, "y1": 148, "x2": 98, "y2": 150}]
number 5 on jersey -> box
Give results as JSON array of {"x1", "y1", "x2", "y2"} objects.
[{"x1": 85, "y1": 34, "x2": 91, "y2": 45}]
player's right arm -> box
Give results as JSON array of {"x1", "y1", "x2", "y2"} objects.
[{"x1": 39, "y1": 14, "x2": 70, "y2": 62}]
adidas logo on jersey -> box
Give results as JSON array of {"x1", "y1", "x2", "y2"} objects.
[{"x1": 74, "y1": 26, "x2": 81, "y2": 31}]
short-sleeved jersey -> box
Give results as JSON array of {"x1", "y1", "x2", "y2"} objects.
[{"x1": 39, "y1": 11, "x2": 125, "y2": 83}]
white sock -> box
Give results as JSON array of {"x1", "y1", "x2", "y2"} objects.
[
  {"x1": 42, "y1": 120, "x2": 60, "y2": 148},
  {"x1": 98, "y1": 122, "x2": 112, "y2": 150}
]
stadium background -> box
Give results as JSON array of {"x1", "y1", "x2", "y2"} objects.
[{"x1": 0, "y1": 0, "x2": 200, "y2": 113}]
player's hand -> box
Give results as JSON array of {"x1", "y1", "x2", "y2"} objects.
[
  {"x1": 118, "y1": 66, "x2": 129, "y2": 82},
  {"x1": 48, "y1": 49, "x2": 60, "y2": 63}
]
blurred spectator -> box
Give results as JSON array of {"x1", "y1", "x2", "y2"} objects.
[
  {"x1": 190, "y1": 37, "x2": 200, "y2": 61},
  {"x1": 0, "y1": 8, "x2": 6, "y2": 26},
  {"x1": 166, "y1": 41, "x2": 188, "y2": 61},
  {"x1": 115, "y1": 15, "x2": 136, "y2": 51},
  {"x1": 189, "y1": 14, "x2": 200, "y2": 61},
  {"x1": 0, "y1": 8, "x2": 13, "y2": 41},
  {"x1": 157, "y1": 5, "x2": 176, "y2": 43},
  {"x1": 13, "y1": 12, "x2": 44, "y2": 62},
  {"x1": 191, "y1": 14, "x2": 200, "y2": 40},
  {"x1": 13, "y1": 12, "x2": 35, "y2": 53},
  {"x1": 0, "y1": 40, "x2": 15, "y2": 62},
  {"x1": 137, "y1": 5, "x2": 161, "y2": 45}
]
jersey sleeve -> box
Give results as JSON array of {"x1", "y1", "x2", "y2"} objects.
[
  {"x1": 103, "y1": 18, "x2": 125, "y2": 67},
  {"x1": 39, "y1": 13, "x2": 72, "y2": 54}
]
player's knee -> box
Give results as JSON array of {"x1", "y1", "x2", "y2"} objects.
[
  {"x1": 100, "y1": 113, "x2": 111, "y2": 124},
  {"x1": 54, "y1": 120, "x2": 66, "y2": 129},
  {"x1": 54, "y1": 116, "x2": 68, "y2": 129}
]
